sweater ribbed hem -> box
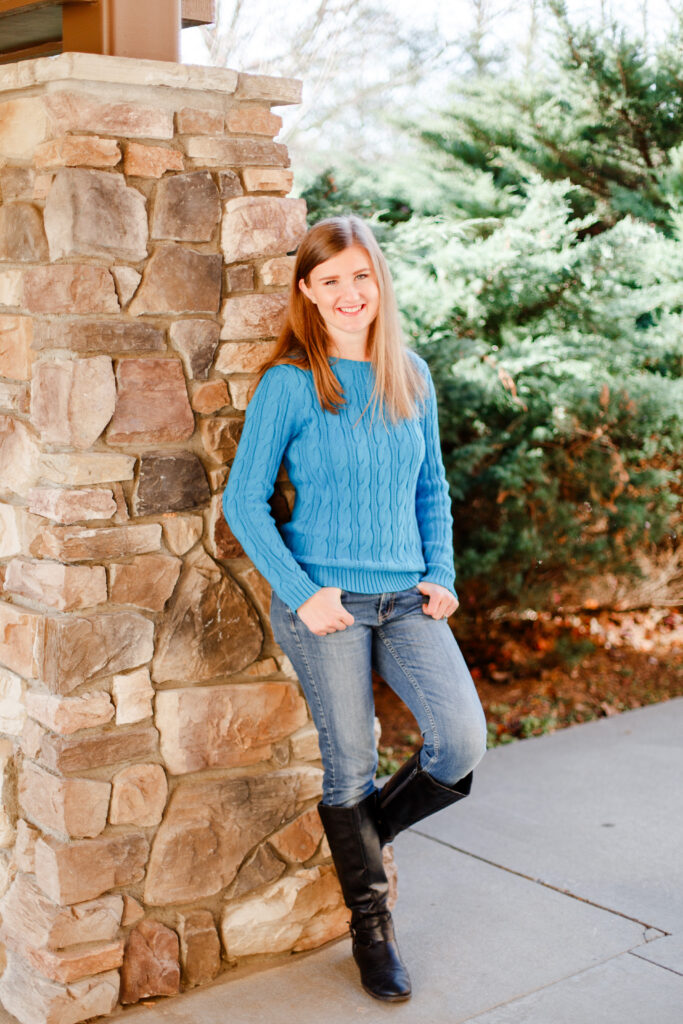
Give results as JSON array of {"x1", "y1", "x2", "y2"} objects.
[{"x1": 300, "y1": 562, "x2": 423, "y2": 596}]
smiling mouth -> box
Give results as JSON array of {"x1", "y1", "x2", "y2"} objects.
[{"x1": 337, "y1": 304, "x2": 365, "y2": 315}]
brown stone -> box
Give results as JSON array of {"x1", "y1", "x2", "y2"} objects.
[
  {"x1": 0, "y1": 738, "x2": 15, "y2": 848},
  {"x1": 0, "y1": 166, "x2": 35, "y2": 202},
  {"x1": 161, "y1": 513, "x2": 203, "y2": 555},
  {"x1": 231, "y1": 843, "x2": 286, "y2": 898},
  {"x1": 208, "y1": 466, "x2": 228, "y2": 491},
  {"x1": 226, "y1": 263, "x2": 255, "y2": 291},
  {"x1": 0, "y1": 874, "x2": 123, "y2": 950},
  {"x1": 0, "y1": 98, "x2": 48, "y2": 158},
  {"x1": 215, "y1": 341, "x2": 274, "y2": 374},
  {"x1": 176, "y1": 108, "x2": 224, "y2": 135},
  {"x1": 34, "y1": 136, "x2": 121, "y2": 169},
  {"x1": 25, "y1": 691, "x2": 114, "y2": 735},
  {"x1": 0, "y1": 315, "x2": 32, "y2": 379},
  {"x1": 191, "y1": 379, "x2": 229, "y2": 414},
  {"x1": 208, "y1": 497, "x2": 245, "y2": 558},
  {"x1": 27, "y1": 487, "x2": 117, "y2": 525},
  {"x1": 34, "y1": 831, "x2": 149, "y2": 905},
  {"x1": 40, "y1": 451, "x2": 136, "y2": 488},
  {"x1": 151, "y1": 171, "x2": 220, "y2": 242},
  {"x1": 23, "y1": 265, "x2": 119, "y2": 314},
  {"x1": 226, "y1": 106, "x2": 282, "y2": 136},
  {"x1": 109, "y1": 554, "x2": 182, "y2": 611},
  {"x1": 44, "y1": 168, "x2": 148, "y2": 262},
  {"x1": 38, "y1": 523, "x2": 162, "y2": 562},
  {"x1": 31, "y1": 356, "x2": 116, "y2": 449},
  {"x1": 4, "y1": 559, "x2": 107, "y2": 612},
  {"x1": 120, "y1": 920, "x2": 180, "y2": 1004},
  {"x1": 269, "y1": 808, "x2": 324, "y2": 863},
  {"x1": 0, "y1": 380, "x2": 29, "y2": 413},
  {"x1": 128, "y1": 245, "x2": 221, "y2": 315},
  {"x1": 290, "y1": 724, "x2": 321, "y2": 762},
  {"x1": 45, "y1": 91, "x2": 174, "y2": 140},
  {"x1": 0, "y1": 666, "x2": 25, "y2": 735},
  {"x1": 0, "y1": 953, "x2": 119, "y2": 1024},
  {"x1": 242, "y1": 167, "x2": 294, "y2": 193},
  {"x1": 228, "y1": 376, "x2": 257, "y2": 411},
  {"x1": 19, "y1": 761, "x2": 110, "y2": 839},
  {"x1": 0, "y1": 600, "x2": 44, "y2": 679},
  {"x1": 152, "y1": 547, "x2": 262, "y2": 684},
  {"x1": 143, "y1": 767, "x2": 317, "y2": 905},
  {"x1": 221, "y1": 293, "x2": 288, "y2": 340},
  {"x1": 123, "y1": 142, "x2": 184, "y2": 178},
  {"x1": 199, "y1": 416, "x2": 242, "y2": 463},
  {"x1": 121, "y1": 894, "x2": 144, "y2": 926},
  {"x1": 222, "y1": 196, "x2": 306, "y2": 262},
  {"x1": 111, "y1": 266, "x2": 141, "y2": 306},
  {"x1": 0, "y1": 203, "x2": 48, "y2": 261},
  {"x1": 177, "y1": 909, "x2": 221, "y2": 987},
  {"x1": 233, "y1": 563, "x2": 272, "y2": 621},
  {"x1": 23, "y1": 940, "x2": 125, "y2": 985},
  {"x1": 134, "y1": 452, "x2": 210, "y2": 516},
  {"x1": 260, "y1": 255, "x2": 295, "y2": 287},
  {"x1": 15, "y1": 818, "x2": 38, "y2": 872},
  {"x1": 32, "y1": 319, "x2": 164, "y2": 354},
  {"x1": 37, "y1": 726, "x2": 159, "y2": 774},
  {"x1": 156, "y1": 681, "x2": 306, "y2": 775},
  {"x1": 218, "y1": 170, "x2": 243, "y2": 199},
  {"x1": 169, "y1": 318, "x2": 220, "y2": 379},
  {"x1": 112, "y1": 668, "x2": 154, "y2": 724},
  {"x1": 235, "y1": 73, "x2": 303, "y2": 105},
  {"x1": 41, "y1": 611, "x2": 155, "y2": 695},
  {"x1": 185, "y1": 136, "x2": 289, "y2": 167},
  {"x1": 109, "y1": 764, "x2": 167, "y2": 827}
]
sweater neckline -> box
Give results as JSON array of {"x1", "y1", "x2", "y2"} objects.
[{"x1": 328, "y1": 356, "x2": 372, "y2": 365}]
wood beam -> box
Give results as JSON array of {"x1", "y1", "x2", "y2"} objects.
[
  {"x1": 62, "y1": 0, "x2": 182, "y2": 62},
  {"x1": 0, "y1": 0, "x2": 93, "y2": 15},
  {"x1": 181, "y1": 0, "x2": 214, "y2": 28},
  {"x1": 0, "y1": 37, "x2": 60, "y2": 61}
]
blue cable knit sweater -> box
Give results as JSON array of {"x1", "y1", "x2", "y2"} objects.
[{"x1": 222, "y1": 352, "x2": 456, "y2": 611}]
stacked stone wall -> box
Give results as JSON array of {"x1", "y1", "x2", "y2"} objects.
[{"x1": 0, "y1": 53, "x2": 371, "y2": 1024}]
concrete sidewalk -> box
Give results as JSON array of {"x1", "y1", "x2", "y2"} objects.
[{"x1": 22, "y1": 699, "x2": 683, "y2": 1024}]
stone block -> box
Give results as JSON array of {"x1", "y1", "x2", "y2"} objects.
[
  {"x1": 161, "y1": 513, "x2": 203, "y2": 555},
  {"x1": 108, "y1": 357, "x2": 195, "y2": 445},
  {"x1": 0, "y1": 380, "x2": 29, "y2": 413},
  {"x1": 0, "y1": 98, "x2": 48, "y2": 158},
  {"x1": 41, "y1": 611, "x2": 155, "y2": 695},
  {"x1": 38, "y1": 523, "x2": 161, "y2": 562},
  {"x1": 32, "y1": 319, "x2": 164, "y2": 354},
  {"x1": 220, "y1": 294, "x2": 288, "y2": 340},
  {"x1": 27, "y1": 488, "x2": 116, "y2": 525},
  {"x1": 152, "y1": 548, "x2": 262, "y2": 684},
  {"x1": 235, "y1": 73, "x2": 302, "y2": 105},
  {"x1": 123, "y1": 142, "x2": 184, "y2": 178},
  {"x1": 109, "y1": 764, "x2": 167, "y2": 827},
  {"x1": 208, "y1": 466, "x2": 228, "y2": 491},
  {"x1": 233, "y1": 564, "x2": 272, "y2": 622},
  {"x1": 0, "y1": 166, "x2": 35, "y2": 202},
  {"x1": 129, "y1": 244, "x2": 221, "y2": 315},
  {"x1": 14, "y1": 819, "x2": 38, "y2": 873},
  {"x1": 0, "y1": 203, "x2": 48, "y2": 261},
  {"x1": 23, "y1": 265, "x2": 119, "y2": 314},
  {"x1": 19, "y1": 761, "x2": 110, "y2": 839},
  {"x1": 0, "y1": 738, "x2": 15, "y2": 847},
  {"x1": 45, "y1": 91, "x2": 174, "y2": 140},
  {"x1": 22, "y1": 940, "x2": 125, "y2": 985},
  {"x1": 260, "y1": 255, "x2": 295, "y2": 287},
  {"x1": 151, "y1": 171, "x2": 220, "y2": 242},
  {"x1": 198, "y1": 416, "x2": 243, "y2": 462},
  {"x1": 33, "y1": 172, "x2": 53, "y2": 202},
  {"x1": 0, "y1": 315, "x2": 33, "y2": 379},
  {"x1": 34, "y1": 831, "x2": 149, "y2": 905},
  {"x1": 226, "y1": 106, "x2": 282, "y2": 136},
  {"x1": 177, "y1": 909, "x2": 221, "y2": 987},
  {"x1": 218, "y1": 170, "x2": 243, "y2": 199},
  {"x1": 291, "y1": 723, "x2": 321, "y2": 762},
  {"x1": 34, "y1": 136, "x2": 121, "y2": 169},
  {"x1": 228, "y1": 377, "x2": 256, "y2": 410},
  {"x1": 134, "y1": 452, "x2": 210, "y2": 516},
  {"x1": 222, "y1": 196, "x2": 306, "y2": 262},
  {"x1": 0, "y1": 414, "x2": 40, "y2": 498},
  {"x1": 143, "y1": 767, "x2": 319, "y2": 905},
  {"x1": 156, "y1": 681, "x2": 307, "y2": 775},
  {"x1": 120, "y1": 920, "x2": 180, "y2": 1004},
  {"x1": 44, "y1": 167, "x2": 148, "y2": 262},
  {"x1": 207, "y1": 495, "x2": 245, "y2": 558},
  {"x1": 0, "y1": 600, "x2": 44, "y2": 679},
  {"x1": 176, "y1": 108, "x2": 224, "y2": 134},
  {"x1": 31, "y1": 356, "x2": 116, "y2": 449},
  {"x1": 111, "y1": 266, "x2": 141, "y2": 306},
  {"x1": 40, "y1": 451, "x2": 136, "y2": 488},
  {"x1": 0, "y1": 503, "x2": 24, "y2": 559},
  {"x1": 121, "y1": 895, "x2": 144, "y2": 926},
  {"x1": 0, "y1": 667, "x2": 25, "y2": 736},
  {"x1": 37, "y1": 726, "x2": 158, "y2": 776},
  {"x1": 191, "y1": 379, "x2": 229, "y2": 414},
  {"x1": 269, "y1": 807, "x2": 324, "y2": 863},
  {"x1": 242, "y1": 167, "x2": 294, "y2": 193},
  {"x1": 185, "y1": 136, "x2": 289, "y2": 167},
  {"x1": 4, "y1": 559, "x2": 107, "y2": 612},
  {"x1": 215, "y1": 341, "x2": 274, "y2": 374},
  {"x1": 169, "y1": 318, "x2": 220, "y2": 379},
  {"x1": 111, "y1": 667, "x2": 154, "y2": 724},
  {"x1": 0, "y1": 268, "x2": 23, "y2": 307},
  {"x1": 25, "y1": 691, "x2": 114, "y2": 735},
  {"x1": 0, "y1": 874, "x2": 123, "y2": 950},
  {"x1": 0, "y1": 953, "x2": 119, "y2": 1024},
  {"x1": 109, "y1": 554, "x2": 182, "y2": 611},
  {"x1": 231, "y1": 843, "x2": 286, "y2": 898},
  {"x1": 226, "y1": 263, "x2": 255, "y2": 291}
]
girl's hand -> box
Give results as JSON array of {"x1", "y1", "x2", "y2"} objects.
[
  {"x1": 296, "y1": 587, "x2": 355, "y2": 636},
  {"x1": 417, "y1": 581, "x2": 459, "y2": 620}
]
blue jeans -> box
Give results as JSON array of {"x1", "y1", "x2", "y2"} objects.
[{"x1": 270, "y1": 586, "x2": 487, "y2": 807}]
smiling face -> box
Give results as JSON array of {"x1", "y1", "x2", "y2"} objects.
[{"x1": 298, "y1": 244, "x2": 380, "y2": 357}]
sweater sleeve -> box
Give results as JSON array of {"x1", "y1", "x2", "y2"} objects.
[
  {"x1": 222, "y1": 365, "x2": 321, "y2": 612},
  {"x1": 414, "y1": 358, "x2": 458, "y2": 597}
]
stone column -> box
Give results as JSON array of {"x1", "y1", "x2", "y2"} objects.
[{"x1": 0, "y1": 52, "x2": 350, "y2": 1024}]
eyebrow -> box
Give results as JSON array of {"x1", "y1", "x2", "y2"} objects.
[{"x1": 318, "y1": 266, "x2": 372, "y2": 281}]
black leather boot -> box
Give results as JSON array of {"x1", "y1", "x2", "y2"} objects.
[
  {"x1": 376, "y1": 751, "x2": 473, "y2": 846},
  {"x1": 317, "y1": 793, "x2": 411, "y2": 1002}
]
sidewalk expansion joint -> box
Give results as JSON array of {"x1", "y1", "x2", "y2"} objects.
[{"x1": 628, "y1": 949, "x2": 683, "y2": 978}]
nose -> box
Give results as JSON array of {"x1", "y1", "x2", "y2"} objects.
[{"x1": 340, "y1": 279, "x2": 361, "y2": 303}]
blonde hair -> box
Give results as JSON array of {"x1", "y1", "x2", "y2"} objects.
[{"x1": 257, "y1": 216, "x2": 427, "y2": 423}]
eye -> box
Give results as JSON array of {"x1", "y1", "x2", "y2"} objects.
[
  {"x1": 323, "y1": 279, "x2": 338, "y2": 286},
  {"x1": 356, "y1": 272, "x2": 369, "y2": 280}
]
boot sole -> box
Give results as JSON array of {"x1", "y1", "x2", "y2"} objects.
[{"x1": 361, "y1": 983, "x2": 412, "y2": 1002}]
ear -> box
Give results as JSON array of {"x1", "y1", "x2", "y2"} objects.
[{"x1": 299, "y1": 278, "x2": 316, "y2": 305}]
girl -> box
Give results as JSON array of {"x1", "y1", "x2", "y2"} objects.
[{"x1": 223, "y1": 216, "x2": 486, "y2": 1002}]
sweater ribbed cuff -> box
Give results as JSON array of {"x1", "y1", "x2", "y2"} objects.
[
  {"x1": 278, "y1": 575, "x2": 321, "y2": 614},
  {"x1": 420, "y1": 567, "x2": 457, "y2": 599}
]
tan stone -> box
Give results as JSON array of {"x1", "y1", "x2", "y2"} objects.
[
  {"x1": 0, "y1": 504, "x2": 21, "y2": 559},
  {"x1": 208, "y1": 466, "x2": 228, "y2": 491},
  {"x1": 111, "y1": 667, "x2": 154, "y2": 724},
  {"x1": 0, "y1": 315, "x2": 32, "y2": 379},
  {"x1": 4, "y1": 559, "x2": 107, "y2": 612},
  {"x1": 384, "y1": 844, "x2": 398, "y2": 910},
  {"x1": 120, "y1": 920, "x2": 180, "y2": 1004},
  {"x1": 231, "y1": 843, "x2": 286, "y2": 898},
  {"x1": 23, "y1": 265, "x2": 119, "y2": 314},
  {"x1": 38, "y1": 523, "x2": 161, "y2": 562},
  {"x1": 291, "y1": 723, "x2": 321, "y2": 762},
  {"x1": 0, "y1": 739, "x2": 15, "y2": 848},
  {"x1": 235, "y1": 73, "x2": 303, "y2": 105},
  {"x1": 111, "y1": 481, "x2": 129, "y2": 522},
  {"x1": 111, "y1": 266, "x2": 141, "y2": 306},
  {"x1": 109, "y1": 763, "x2": 167, "y2": 828},
  {"x1": 242, "y1": 657, "x2": 279, "y2": 677},
  {"x1": 152, "y1": 547, "x2": 262, "y2": 684},
  {"x1": 0, "y1": 667, "x2": 25, "y2": 736},
  {"x1": 0, "y1": 953, "x2": 119, "y2": 1024},
  {"x1": 177, "y1": 909, "x2": 221, "y2": 987},
  {"x1": 24, "y1": 940, "x2": 125, "y2": 985},
  {"x1": 161, "y1": 513, "x2": 203, "y2": 555},
  {"x1": 14, "y1": 819, "x2": 38, "y2": 872},
  {"x1": 221, "y1": 293, "x2": 288, "y2": 340},
  {"x1": 215, "y1": 341, "x2": 274, "y2": 374},
  {"x1": 0, "y1": 268, "x2": 23, "y2": 307},
  {"x1": 45, "y1": 91, "x2": 174, "y2": 139},
  {"x1": 242, "y1": 167, "x2": 294, "y2": 193},
  {"x1": 207, "y1": 493, "x2": 245, "y2": 558},
  {"x1": 109, "y1": 554, "x2": 182, "y2": 611},
  {"x1": 34, "y1": 832, "x2": 149, "y2": 905},
  {"x1": 0, "y1": 203, "x2": 48, "y2": 261},
  {"x1": 156, "y1": 681, "x2": 306, "y2": 775},
  {"x1": 185, "y1": 136, "x2": 289, "y2": 166},
  {"x1": 40, "y1": 451, "x2": 136, "y2": 488},
  {"x1": 19, "y1": 761, "x2": 110, "y2": 840},
  {"x1": 151, "y1": 171, "x2": 220, "y2": 242},
  {"x1": 176, "y1": 107, "x2": 224, "y2": 134},
  {"x1": 0, "y1": 874, "x2": 122, "y2": 951},
  {"x1": 31, "y1": 357, "x2": 116, "y2": 449},
  {"x1": 124, "y1": 142, "x2": 184, "y2": 177},
  {"x1": 191, "y1": 379, "x2": 229, "y2": 414},
  {"x1": 143, "y1": 767, "x2": 318, "y2": 905},
  {"x1": 199, "y1": 416, "x2": 243, "y2": 462},
  {"x1": 38, "y1": 726, "x2": 159, "y2": 774},
  {"x1": 25, "y1": 691, "x2": 114, "y2": 735},
  {"x1": 0, "y1": 380, "x2": 29, "y2": 413},
  {"x1": 21, "y1": 717, "x2": 46, "y2": 760},
  {"x1": 270, "y1": 808, "x2": 324, "y2": 863},
  {"x1": 34, "y1": 136, "x2": 121, "y2": 169},
  {"x1": 121, "y1": 894, "x2": 144, "y2": 926},
  {"x1": 228, "y1": 376, "x2": 256, "y2": 410},
  {"x1": 41, "y1": 611, "x2": 155, "y2": 695},
  {"x1": 27, "y1": 487, "x2": 117, "y2": 525},
  {"x1": 107, "y1": 357, "x2": 194, "y2": 446},
  {"x1": 0, "y1": 600, "x2": 44, "y2": 679},
  {"x1": 222, "y1": 196, "x2": 306, "y2": 262},
  {"x1": 134, "y1": 452, "x2": 210, "y2": 516},
  {"x1": 0, "y1": 413, "x2": 41, "y2": 498},
  {"x1": 226, "y1": 262, "x2": 255, "y2": 291},
  {"x1": 218, "y1": 170, "x2": 243, "y2": 199},
  {"x1": 226, "y1": 106, "x2": 282, "y2": 136},
  {"x1": 0, "y1": 166, "x2": 35, "y2": 202},
  {"x1": 129, "y1": 245, "x2": 221, "y2": 315},
  {"x1": 34, "y1": 171, "x2": 53, "y2": 202},
  {"x1": 220, "y1": 865, "x2": 346, "y2": 957},
  {"x1": 169, "y1": 318, "x2": 220, "y2": 379},
  {"x1": 32, "y1": 319, "x2": 164, "y2": 354},
  {"x1": 260, "y1": 255, "x2": 295, "y2": 287},
  {"x1": 0, "y1": 98, "x2": 48, "y2": 158}
]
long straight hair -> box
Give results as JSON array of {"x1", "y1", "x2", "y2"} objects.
[{"x1": 257, "y1": 216, "x2": 427, "y2": 423}]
